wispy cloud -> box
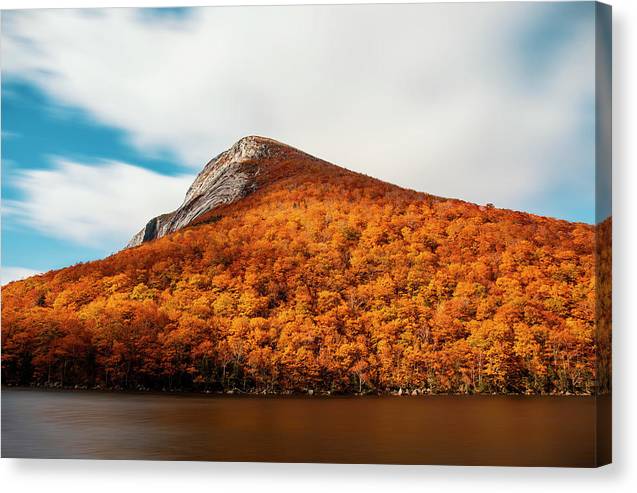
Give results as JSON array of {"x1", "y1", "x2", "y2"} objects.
[
  {"x1": 1, "y1": 266, "x2": 42, "y2": 285},
  {"x1": 5, "y1": 159, "x2": 194, "y2": 247},
  {"x1": 1, "y1": 130, "x2": 21, "y2": 139},
  {"x1": 1, "y1": 3, "x2": 595, "y2": 218}
]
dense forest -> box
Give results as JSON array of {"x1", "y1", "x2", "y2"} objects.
[{"x1": 1, "y1": 142, "x2": 610, "y2": 395}]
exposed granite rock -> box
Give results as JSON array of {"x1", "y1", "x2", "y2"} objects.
[{"x1": 126, "y1": 136, "x2": 278, "y2": 248}]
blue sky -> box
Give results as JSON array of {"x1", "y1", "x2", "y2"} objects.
[
  {"x1": 1, "y1": 81, "x2": 189, "y2": 271},
  {"x1": 1, "y1": 3, "x2": 603, "y2": 283}
]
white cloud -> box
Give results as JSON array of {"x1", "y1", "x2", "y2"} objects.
[
  {"x1": 1, "y1": 266, "x2": 42, "y2": 285},
  {"x1": 5, "y1": 159, "x2": 194, "y2": 247},
  {"x1": 0, "y1": 3, "x2": 595, "y2": 216}
]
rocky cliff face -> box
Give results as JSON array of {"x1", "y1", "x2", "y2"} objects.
[{"x1": 127, "y1": 136, "x2": 285, "y2": 248}]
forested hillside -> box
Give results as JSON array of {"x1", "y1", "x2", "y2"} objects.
[{"x1": 1, "y1": 138, "x2": 603, "y2": 394}]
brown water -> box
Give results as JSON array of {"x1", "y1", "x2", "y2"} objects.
[{"x1": 1, "y1": 388, "x2": 602, "y2": 466}]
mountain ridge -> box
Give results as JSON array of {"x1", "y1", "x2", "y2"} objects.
[{"x1": 127, "y1": 135, "x2": 589, "y2": 250}]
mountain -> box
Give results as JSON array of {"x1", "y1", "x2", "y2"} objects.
[{"x1": 1, "y1": 137, "x2": 601, "y2": 395}]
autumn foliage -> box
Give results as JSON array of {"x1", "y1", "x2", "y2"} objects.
[{"x1": 1, "y1": 145, "x2": 608, "y2": 394}]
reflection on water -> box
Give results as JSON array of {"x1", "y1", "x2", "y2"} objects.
[{"x1": 1, "y1": 389, "x2": 598, "y2": 466}]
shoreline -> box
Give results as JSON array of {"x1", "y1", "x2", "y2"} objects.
[{"x1": 1, "y1": 384, "x2": 598, "y2": 398}]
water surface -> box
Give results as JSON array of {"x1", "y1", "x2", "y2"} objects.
[{"x1": 1, "y1": 389, "x2": 598, "y2": 466}]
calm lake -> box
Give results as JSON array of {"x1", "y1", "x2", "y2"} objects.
[{"x1": 1, "y1": 388, "x2": 602, "y2": 466}]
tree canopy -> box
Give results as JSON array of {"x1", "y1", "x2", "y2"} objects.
[{"x1": 1, "y1": 155, "x2": 608, "y2": 395}]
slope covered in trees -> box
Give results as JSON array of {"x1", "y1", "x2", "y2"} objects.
[{"x1": 1, "y1": 138, "x2": 602, "y2": 394}]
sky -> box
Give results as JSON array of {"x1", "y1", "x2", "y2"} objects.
[{"x1": 1, "y1": 3, "x2": 604, "y2": 283}]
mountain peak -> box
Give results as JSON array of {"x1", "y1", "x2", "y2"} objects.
[
  {"x1": 126, "y1": 136, "x2": 308, "y2": 248},
  {"x1": 228, "y1": 134, "x2": 291, "y2": 157}
]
